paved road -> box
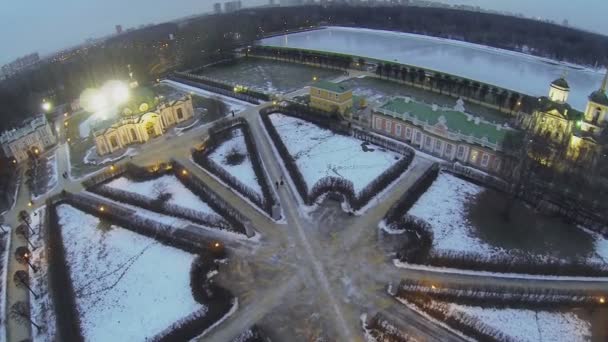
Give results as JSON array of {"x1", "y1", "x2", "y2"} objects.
[{"x1": 4, "y1": 80, "x2": 608, "y2": 342}]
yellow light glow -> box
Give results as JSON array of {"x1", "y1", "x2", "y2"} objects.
[
  {"x1": 600, "y1": 297, "x2": 606, "y2": 304},
  {"x1": 67, "y1": 138, "x2": 71, "y2": 142},
  {"x1": 28, "y1": 201, "x2": 32, "y2": 207},
  {"x1": 181, "y1": 169, "x2": 188, "y2": 176},
  {"x1": 431, "y1": 285, "x2": 437, "y2": 289},
  {"x1": 110, "y1": 165, "x2": 115, "y2": 171},
  {"x1": 41, "y1": 101, "x2": 52, "y2": 112},
  {"x1": 214, "y1": 242, "x2": 220, "y2": 248},
  {"x1": 107, "y1": 81, "x2": 130, "y2": 104},
  {"x1": 64, "y1": 121, "x2": 68, "y2": 127},
  {"x1": 99, "y1": 206, "x2": 105, "y2": 212}
]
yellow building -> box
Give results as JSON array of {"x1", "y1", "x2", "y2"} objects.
[
  {"x1": 310, "y1": 81, "x2": 353, "y2": 116},
  {"x1": 93, "y1": 94, "x2": 194, "y2": 156}
]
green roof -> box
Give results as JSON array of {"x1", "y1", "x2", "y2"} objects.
[
  {"x1": 312, "y1": 80, "x2": 350, "y2": 93},
  {"x1": 379, "y1": 97, "x2": 508, "y2": 146}
]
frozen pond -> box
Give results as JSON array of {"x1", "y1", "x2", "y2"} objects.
[{"x1": 261, "y1": 27, "x2": 605, "y2": 111}]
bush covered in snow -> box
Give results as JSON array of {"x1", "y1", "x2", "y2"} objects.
[
  {"x1": 192, "y1": 119, "x2": 277, "y2": 215},
  {"x1": 384, "y1": 165, "x2": 440, "y2": 224},
  {"x1": 392, "y1": 215, "x2": 434, "y2": 264},
  {"x1": 397, "y1": 279, "x2": 608, "y2": 309},
  {"x1": 364, "y1": 313, "x2": 416, "y2": 342},
  {"x1": 87, "y1": 161, "x2": 247, "y2": 234},
  {"x1": 91, "y1": 184, "x2": 232, "y2": 231},
  {"x1": 230, "y1": 325, "x2": 267, "y2": 342},
  {"x1": 425, "y1": 250, "x2": 608, "y2": 277}
]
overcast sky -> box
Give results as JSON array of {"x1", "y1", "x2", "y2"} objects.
[{"x1": 1, "y1": 0, "x2": 607, "y2": 65}]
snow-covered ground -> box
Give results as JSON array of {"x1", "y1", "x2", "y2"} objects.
[
  {"x1": 105, "y1": 174, "x2": 217, "y2": 215},
  {"x1": 447, "y1": 303, "x2": 591, "y2": 342},
  {"x1": 409, "y1": 172, "x2": 493, "y2": 255},
  {"x1": 269, "y1": 113, "x2": 400, "y2": 193},
  {"x1": 161, "y1": 80, "x2": 252, "y2": 114},
  {"x1": 56, "y1": 204, "x2": 205, "y2": 341},
  {"x1": 408, "y1": 173, "x2": 608, "y2": 264},
  {"x1": 208, "y1": 128, "x2": 262, "y2": 196}
]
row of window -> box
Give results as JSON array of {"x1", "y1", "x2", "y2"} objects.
[
  {"x1": 314, "y1": 89, "x2": 340, "y2": 100},
  {"x1": 375, "y1": 116, "x2": 495, "y2": 169}
]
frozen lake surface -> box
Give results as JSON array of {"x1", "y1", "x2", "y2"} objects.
[{"x1": 261, "y1": 27, "x2": 605, "y2": 111}]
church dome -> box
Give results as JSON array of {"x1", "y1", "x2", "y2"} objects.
[
  {"x1": 551, "y1": 77, "x2": 570, "y2": 90},
  {"x1": 589, "y1": 90, "x2": 608, "y2": 106}
]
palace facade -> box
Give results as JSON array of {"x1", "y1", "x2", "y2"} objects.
[
  {"x1": 93, "y1": 94, "x2": 194, "y2": 156},
  {"x1": 0, "y1": 114, "x2": 57, "y2": 162},
  {"x1": 372, "y1": 97, "x2": 508, "y2": 172}
]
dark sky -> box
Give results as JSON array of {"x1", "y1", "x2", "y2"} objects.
[{"x1": 1, "y1": 0, "x2": 606, "y2": 65}]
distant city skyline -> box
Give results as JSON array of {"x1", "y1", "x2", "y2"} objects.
[{"x1": 1, "y1": 0, "x2": 607, "y2": 66}]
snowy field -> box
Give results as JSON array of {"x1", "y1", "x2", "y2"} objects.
[
  {"x1": 448, "y1": 303, "x2": 591, "y2": 342},
  {"x1": 57, "y1": 204, "x2": 205, "y2": 341},
  {"x1": 208, "y1": 128, "x2": 262, "y2": 196},
  {"x1": 261, "y1": 26, "x2": 604, "y2": 111},
  {"x1": 161, "y1": 80, "x2": 251, "y2": 114},
  {"x1": 408, "y1": 173, "x2": 608, "y2": 263},
  {"x1": 269, "y1": 113, "x2": 400, "y2": 193},
  {"x1": 105, "y1": 174, "x2": 217, "y2": 215}
]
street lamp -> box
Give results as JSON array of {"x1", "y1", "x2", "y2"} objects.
[
  {"x1": 99, "y1": 206, "x2": 105, "y2": 212},
  {"x1": 41, "y1": 100, "x2": 52, "y2": 112},
  {"x1": 600, "y1": 297, "x2": 606, "y2": 304},
  {"x1": 181, "y1": 169, "x2": 188, "y2": 176},
  {"x1": 313, "y1": 76, "x2": 318, "y2": 81}
]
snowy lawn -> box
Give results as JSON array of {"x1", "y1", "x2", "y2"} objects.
[
  {"x1": 447, "y1": 303, "x2": 591, "y2": 342},
  {"x1": 408, "y1": 172, "x2": 608, "y2": 264},
  {"x1": 208, "y1": 128, "x2": 262, "y2": 196},
  {"x1": 57, "y1": 204, "x2": 205, "y2": 341},
  {"x1": 269, "y1": 113, "x2": 400, "y2": 193},
  {"x1": 105, "y1": 174, "x2": 217, "y2": 215}
]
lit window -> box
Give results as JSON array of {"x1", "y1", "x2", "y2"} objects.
[
  {"x1": 470, "y1": 150, "x2": 479, "y2": 163},
  {"x1": 385, "y1": 120, "x2": 392, "y2": 133}
]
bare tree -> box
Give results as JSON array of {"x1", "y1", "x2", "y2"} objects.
[
  {"x1": 152, "y1": 180, "x2": 172, "y2": 203},
  {"x1": 16, "y1": 225, "x2": 35, "y2": 250},
  {"x1": 14, "y1": 270, "x2": 38, "y2": 299},
  {"x1": 15, "y1": 246, "x2": 37, "y2": 273},
  {"x1": 18, "y1": 210, "x2": 35, "y2": 235},
  {"x1": 10, "y1": 301, "x2": 41, "y2": 332}
]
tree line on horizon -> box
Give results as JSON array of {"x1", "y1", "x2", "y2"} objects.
[{"x1": 1, "y1": 4, "x2": 607, "y2": 131}]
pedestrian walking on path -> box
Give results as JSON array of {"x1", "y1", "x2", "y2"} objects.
[{"x1": 275, "y1": 181, "x2": 279, "y2": 189}]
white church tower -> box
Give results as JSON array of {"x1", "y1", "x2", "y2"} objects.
[{"x1": 548, "y1": 77, "x2": 570, "y2": 104}]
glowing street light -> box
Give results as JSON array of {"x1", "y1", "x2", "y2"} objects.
[
  {"x1": 181, "y1": 169, "x2": 188, "y2": 176},
  {"x1": 600, "y1": 297, "x2": 606, "y2": 304},
  {"x1": 313, "y1": 76, "x2": 318, "y2": 81},
  {"x1": 41, "y1": 101, "x2": 52, "y2": 112},
  {"x1": 99, "y1": 206, "x2": 105, "y2": 212}
]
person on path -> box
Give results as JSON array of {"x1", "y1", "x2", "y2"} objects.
[
  {"x1": 280, "y1": 180, "x2": 284, "y2": 186},
  {"x1": 275, "y1": 181, "x2": 279, "y2": 189}
]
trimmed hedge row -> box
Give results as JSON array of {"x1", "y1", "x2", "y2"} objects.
[
  {"x1": 49, "y1": 194, "x2": 236, "y2": 341},
  {"x1": 152, "y1": 256, "x2": 234, "y2": 341},
  {"x1": 426, "y1": 250, "x2": 608, "y2": 277},
  {"x1": 169, "y1": 74, "x2": 267, "y2": 103},
  {"x1": 365, "y1": 313, "x2": 415, "y2": 342},
  {"x1": 45, "y1": 199, "x2": 85, "y2": 342},
  {"x1": 385, "y1": 169, "x2": 608, "y2": 277},
  {"x1": 192, "y1": 119, "x2": 277, "y2": 216},
  {"x1": 172, "y1": 160, "x2": 248, "y2": 235},
  {"x1": 86, "y1": 161, "x2": 247, "y2": 235},
  {"x1": 384, "y1": 165, "x2": 440, "y2": 224},
  {"x1": 397, "y1": 294, "x2": 514, "y2": 342},
  {"x1": 91, "y1": 185, "x2": 233, "y2": 231},
  {"x1": 398, "y1": 279, "x2": 608, "y2": 310},
  {"x1": 260, "y1": 108, "x2": 415, "y2": 210}
]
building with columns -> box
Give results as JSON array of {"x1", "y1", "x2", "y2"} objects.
[
  {"x1": 372, "y1": 97, "x2": 509, "y2": 173},
  {"x1": 93, "y1": 93, "x2": 194, "y2": 156},
  {"x1": 0, "y1": 114, "x2": 57, "y2": 163}
]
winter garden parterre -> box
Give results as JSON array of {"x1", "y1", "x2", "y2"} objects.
[{"x1": 6, "y1": 58, "x2": 608, "y2": 342}]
